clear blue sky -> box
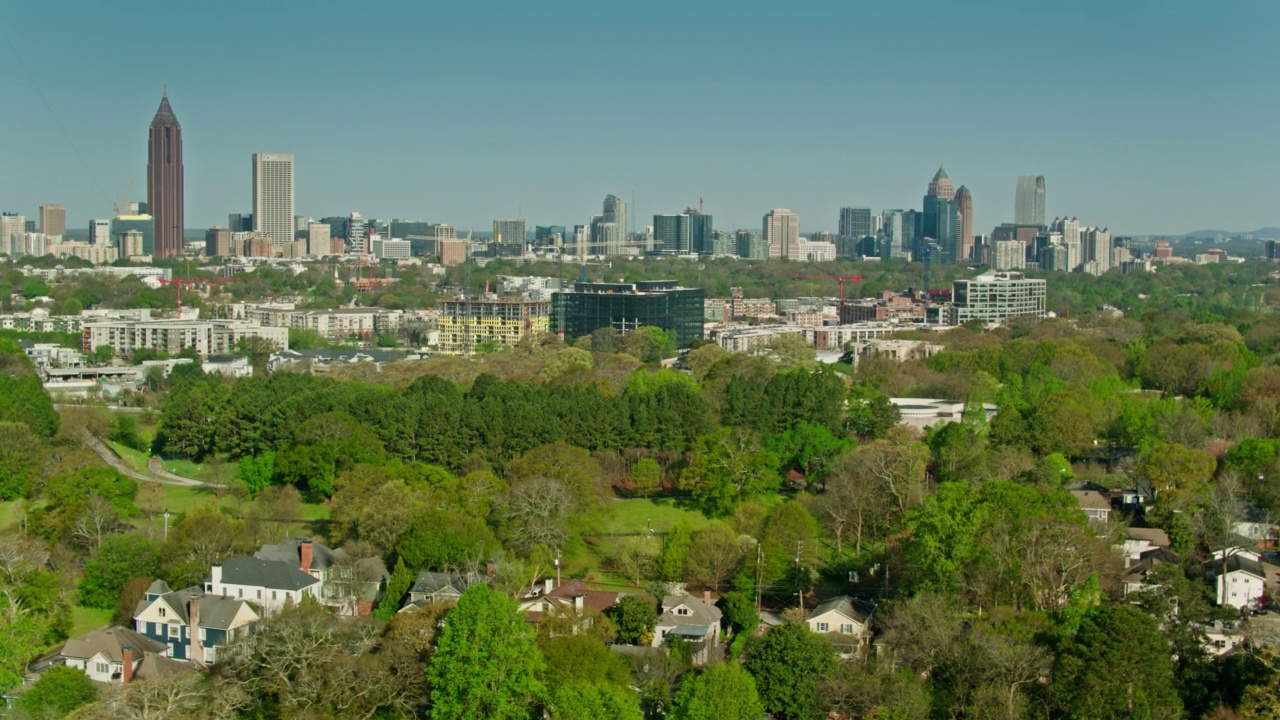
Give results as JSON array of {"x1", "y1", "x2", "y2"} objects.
[{"x1": 2, "y1": 0, "x2": 1277, "y2": 236}]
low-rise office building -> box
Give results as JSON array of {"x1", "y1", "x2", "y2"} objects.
[
  {"x1": 944, "y1": 271, "x2": 1047, "y2": 326},
  {"x1": 81, "y1": 319, "x2": 288, "y2": 358},
  {"x1": 552, "y1": 280, "x2": 705, "y2": 348}
]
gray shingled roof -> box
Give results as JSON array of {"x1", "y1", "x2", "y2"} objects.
[
  {"x1": 62, "y1": 626, "x2": 166, "y2": 664},
  {"x1": 218, "y1": 557, "x2": 319, "y2": 592},
  {"x1": 410, "y1": 571, "x2": 472, "y2": 597},
  {"x1": 808, "y1": 595, "x2": 875, "y2": 625},
  {"x1": 255, "y1": 538, "x2": 335, "y2": 572},
  {"x1": 658, "y1": 596, "x2": 722, "y2": 630},
  {"x1": 134, "y1": 586, "x2": 257, "y2": 630},
  {"x1": 1224, "y1": 554, "x2": 1266, "y2": 580}
]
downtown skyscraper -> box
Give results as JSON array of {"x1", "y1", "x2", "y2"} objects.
[
  {"x1": 252, "y1": 153, "x2": 295, "y2": 248},
  {"x1": 953, "y1": 186, "x2": 973, "y2": 263},
  {"x1": 147, "y1": 90, "x2": 184, "y2": 258},
  {"x1": 764, "y1": 208, "x2": 799, "y2": 260},
  {"x1": 1015, "y1": 175, "x2": 1047, "y2": 226}
]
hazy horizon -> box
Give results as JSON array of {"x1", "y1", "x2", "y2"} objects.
[{"x1": 2, "y1": 1, "x2": 1277, "y2": 236}]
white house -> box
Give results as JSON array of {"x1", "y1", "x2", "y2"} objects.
[
  {"x1": 806, "y1": 596, "x2": 876, "y2": 658},
  {"x1": 60, "y1": 626, "x2": 167, "y2": 684},
  {"x1": 206, "y1": 556, "x2": 320, "y2": 614},
  {"x1": 1215, "y1": 555, "x2": 1267, "y2": 610},
  {"x1": 1119, "y1": 527, "x2": 1171, "y2": 567},
  {"x1": 652, "y1": 595, "x2": 722, "y2": 664}
]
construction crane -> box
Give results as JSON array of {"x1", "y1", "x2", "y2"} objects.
[
  {"x1": 113, "y1": 177, "x2": 135, "y2": 217},
  {"x1": 157, "y1": 275, "x2": 250, "y2": 314},
  {"x1": 787, "y1": 274, "x2": 864, "y2": 300}
]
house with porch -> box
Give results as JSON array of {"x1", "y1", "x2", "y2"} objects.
[
  {"x1": 653, "y1": 594, "x2": 722, "y2": 664},
  {"x1": 206, "y1": 556, "x2": 320, "y2": 614}
]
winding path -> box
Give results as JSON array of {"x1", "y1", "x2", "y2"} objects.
[{"x1": 82, "y1": 433, "x2": 212, "y2": 488}]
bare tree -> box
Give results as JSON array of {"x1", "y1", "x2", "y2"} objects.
[
  {"x1": 68, "y1": 495, "x2": 122, "y2": 551},
  {"x1": 810, "y1": 453, "x2": 889, "y2": 555},
  {"x1": 496, "y1": 476, "x2": 573, "y2": 551},
  {"x1": 855, "y1": 435, "x2": 929, "y2": 522},
  {"x1": 684, "y1": 523, "x2": 747, "y2": 591}
]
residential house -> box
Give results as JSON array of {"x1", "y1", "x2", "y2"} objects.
[
  {"x1": 1235, "y1": 505, "x2": 1276, "y2": 546},
  {"x1": 1202, "y1": 620, "x2": 1248, "y2": 657},
  {"x1": 60, "y1": 626, "x2": 167, "y2": 684},
  {"x1": 1214, "y1": 554, "x2": 1267, "y2": 610},
  {"x1": 1119, "y1": 527, "x2": 1171, "y2": 567},
  {"x1": 254, "y1": 537, "x2": 385, "y2": 616},
  {"x1": 133, "y1": 580, "x2": 259, "y2": 664},
  {"x1": 206, "y1": 556, "x2": 320, "y2": 614},
  {"x1": 1121, "y1": 548, "x2": 1179, "y2": 596},
  {"x1": 403, "y1": 571, "x2": 476, "y2": 609},
  {"x1": 653, "y1": 594, "x2": 722, "y2": 665},
  {"x1": 517, "y1": 579, "x2": 619, "y2": 624},
  {"x1": 1070, "y1": 489, "x2": 1111, "y2": 525},
  {"x1": 806, "y1": 596, "x2": 875, "y2": 654}
]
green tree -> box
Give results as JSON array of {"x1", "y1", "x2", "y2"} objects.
[
  {"x1": 1137, "y1": 443, "x2": 1216, "y2": 497},
  {"x1": 1050, "y1": 605, "x2": 1183, "y2": 720},
  {"x1": 429, "y1": 584, "x2": 545, "y2": 720},
  {"x1": 685, "y1": 522, "x2": 747, "y2": 592},
  {"x1": 234, "y1": 452, "x2": 276, "y2": 497},
  {"x1": 78, "y1": 534, "x2": 160, "y2": 610},
  {"x1": 373, "y1": 558, "x2": 413, "y2": 621},
  {"x1": 395, "y1": 509, "x2": 499, "y2": 572},
  {"x1": 541, "y1": 633, "x2": 632, "y2": 689},
  {"x1": 16, "y1": 665, "x2": 99, "y2": 717},
  {"x1": 607, "y1": 594, "x2": 658, "y2": 645},
  {"x1": 680, "y1": 428, "x2": 781, "y2": 517},
  {"x1": 847, "y1": 386, "x2": 902, "y2": 440},
  {"x1": 0, "y1": 421, "x2": 43, "y2": 500},
  {"x1": 760, "y1": 501, "x2": 821, "y2": 592},
  {"x1": 671, "y1": 661, "x2": 766, "y2": 720},
  {"x1": 720, "y1": 591, "x2": 761, "y2": 636},
  {"x1": 546, "y1": 681, "x2": 643, "y2": 720},
  {"x1": 630, "y1": 457, "x2": 663, "y2": 496},
  {"x1": 656, "y1": 522, "x2": 693, "y2": 582},
  {"x1": 743, "y1": 622, "x2": 837, "y2": 720}
]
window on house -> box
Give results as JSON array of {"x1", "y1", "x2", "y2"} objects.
[
  {"x1": 95, "y1": 662, "x2": 108, "y2": 674},
  {"x1": 272, "y1": 591, "x2": 277, "y2": 600},
  {"x1": 168, "y1": 624, "x2": 181, "y2": 639},
  {"x1": 677, "y1": 608, "x2": 689, "y2": 616},
  {"x1": 841, "y1": 624, "x2": 854, "y2": 634},
  {"x1": 238, "y1": 589, "x2": 243, "y2": 598},
  {"x1": 817, "y1": 622, "x2": 829, "y2": 632},
  {"x1": 256, "y1": 589, "x2": 262, "y2": 599},
  {"x1": 158, "y1": 608, "x2": 166, "y2": 618}
]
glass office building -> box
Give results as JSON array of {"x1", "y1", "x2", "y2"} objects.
[{"x1": 552, "y1": 280, "x2": 705, "y2": 348}]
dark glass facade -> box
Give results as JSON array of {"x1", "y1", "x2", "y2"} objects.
[
  {"x1": 147, "y1": 92, "x2": 183, "y2": 258},
  {"x1": 553, "y1": 281, "x2": 705, "y2": 348}
]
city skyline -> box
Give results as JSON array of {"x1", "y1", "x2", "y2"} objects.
[{"x1": 1, "y1": 2, "x2": 1278, "y2": 235}]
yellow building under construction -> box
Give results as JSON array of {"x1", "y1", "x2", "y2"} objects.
[{"x1": 437, "y1": 298, "x2": 551, "y2": 355}]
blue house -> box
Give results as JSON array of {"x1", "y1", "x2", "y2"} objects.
[{"x1": 133, "y1": 580, "x2": 259, "y2": 665}]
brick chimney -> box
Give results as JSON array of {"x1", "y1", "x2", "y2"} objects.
[
  {"x1": 703, "y1": 590, "x2": 712, "y2": 605},
  {"x1": 299, "y1": 538, "x2": 313, "y2": 575},
  {"x1": 543, "y1": 577, "x2": 553, "y2": 595},
  {"x1": 121, "y1": 645, "x2": 133, "y2": 686},
  {"x1": 188, "y1": 596, "x2": 202, "y2": 665}
]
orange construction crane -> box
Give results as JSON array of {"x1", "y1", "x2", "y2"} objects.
[
  {"x1": 787, "y1": 274, "x2": 863, "y2": 300},
  {"x1": 157, "y1": 275, "x2": 250, "y2": 313}
]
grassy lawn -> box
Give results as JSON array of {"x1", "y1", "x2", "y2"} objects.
[
  {"x1": 70, "y1": 606, "x2": 113, "y2": 636},
  {"x1": 107, "y1": 441, "x2": 150, "y2": 473},
  {"x1": 161, "y1": 457, "x2": 241, "y2": 484},
  {"x1": 601, "y1": 497, "x2": 713, "y2": 535}
]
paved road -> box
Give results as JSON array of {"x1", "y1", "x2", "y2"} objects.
[{"x1": 82, "y1": 433, "x2": 211, "y2": 488}]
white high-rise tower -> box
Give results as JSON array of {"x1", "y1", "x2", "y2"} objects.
[{"x1": 252, "y1": 153, "x2": 296, "y2": 247}]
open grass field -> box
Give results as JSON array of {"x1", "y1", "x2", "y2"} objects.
[
  {"x1": 107, "y1": 441, "x2": 150, "y2": 473},
  {"x1": 161, "y1": 457, "x2": 241, "y2": 484},
  {"x1": 69, "y1": 606, "x2": 113, "y2": 637}
]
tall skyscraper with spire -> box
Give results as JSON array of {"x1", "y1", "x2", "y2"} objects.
[
  {"x1": 926, "y1": 165, "x2": 955, "y2": 200},
  {"x1": 923, "y1": 165, "x2": 958, "y2": 263},
  {"x1": 147, "y1": 89, "x2": 184, "y2": 258},
  {"x1": 1015, "y1": 175, "x2": 1047, "y2": 226},
  {"x1": 953, "y1": 186, "x2": 973, "y2": 263}
]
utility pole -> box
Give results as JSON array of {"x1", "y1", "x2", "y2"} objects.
[
  {"x1": 795, "y1": 541, "x2": 804, "y2": 613},
  {"x1": 163, "y1": 510, "x2": 171, "y2": 542}
]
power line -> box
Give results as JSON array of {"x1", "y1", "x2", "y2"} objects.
[{"x1": 0, "y1": 24, "x2": 114, "y2": 210}]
